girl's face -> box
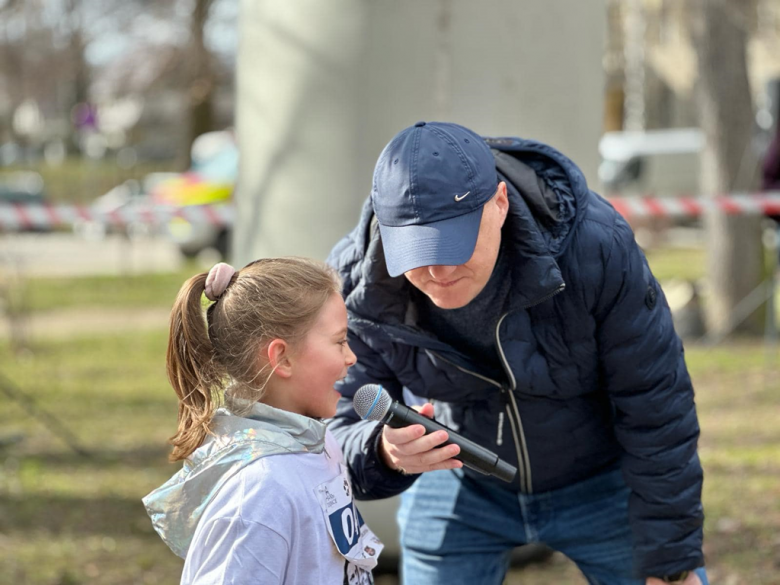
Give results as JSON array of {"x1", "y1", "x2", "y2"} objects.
[{"x1": 286, "y1": 293, "x2": 357, "y2": 419}]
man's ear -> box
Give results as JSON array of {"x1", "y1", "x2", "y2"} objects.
[
  {"x1": 266, "y1": 339, "x2": 292, "y2": 378},
  {"x1": 495, "y1": 182, "x2": 509, "y2": 226}
]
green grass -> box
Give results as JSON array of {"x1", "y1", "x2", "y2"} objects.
[
  {"x1": 16, "y1": 263, "x2": 201, "y2": 313},
  {"x1": 645, "y1": 246, "x2": 705, "y2": 282},
  {"x1": 1, "y1": 329, "x2": 778, "y2": 583},
  {"x1": 1, "y1": 253, "x2": 779, "y2": 583},
  {"x1": 0, "y1": 329, "x2": 185, "y2": 584},
  {"x1": 683, "y1": 342, "x2": 780, "y2": 583}
]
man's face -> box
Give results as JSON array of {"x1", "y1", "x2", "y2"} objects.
[{"x1": 404, "y1": 183, "x2": 509, "y2": 309}]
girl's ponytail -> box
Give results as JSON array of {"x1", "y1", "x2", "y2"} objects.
[{"x1": 166, "y1": 273, "x2": 219, "y2": 462}]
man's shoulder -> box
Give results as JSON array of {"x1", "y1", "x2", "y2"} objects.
[
  {"x1": 328, "y1": 199, "x2": 378, "y2": 297},
  {"x1": 551, "y1": 191, "x2": 630, "y2": 259},
  {"x1": 579, "y1": 191, "x2": 620, "y2": 231},
  {"x1": 553, "y1": 193, "x2": 628, "y2": 279}
]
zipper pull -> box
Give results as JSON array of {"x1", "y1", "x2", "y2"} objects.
[{"x1": 497, "y1": 385, "x2": 509, "y2": 446}]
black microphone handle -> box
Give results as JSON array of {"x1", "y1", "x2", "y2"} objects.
[{"x1": 383, "y1": 402, "x2": 517, "y2": 483}]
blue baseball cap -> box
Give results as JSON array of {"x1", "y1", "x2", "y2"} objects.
[{"x1": 371, "y1": 121, "x2": 498, "y2": 278}]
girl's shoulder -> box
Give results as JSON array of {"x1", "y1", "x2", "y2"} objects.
[
  {"x1": 236, "y1": 439, "x2": 341, "y2": 496},
  {"x1": 207, "y1": 428, "x2": 346, "y2": 513},
  {"x1": 220, "y1": 445, "x2": 342, "y2": 525},
  {"x1": 204, "y1": 453, "x2": 314, "y2": 525}
]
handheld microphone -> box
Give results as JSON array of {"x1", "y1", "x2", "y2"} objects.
[{"x1": 353, "y1": 384, "x2": 517, "y2": 483}]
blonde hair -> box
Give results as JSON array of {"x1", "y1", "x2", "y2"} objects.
[{"x1": 166, "y1": 257, "x2": 342, "y2": 461}]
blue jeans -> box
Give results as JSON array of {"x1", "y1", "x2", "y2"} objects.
[{"x1": 398, "y1": 467, "x2": 708, "y2": 585}]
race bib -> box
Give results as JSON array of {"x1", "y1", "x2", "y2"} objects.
[{"x1": 315, "y1": 464, "x2": 384, "y2": 581}]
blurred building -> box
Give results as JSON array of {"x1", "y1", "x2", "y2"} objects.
[
  {"x1": 605, "y1": 0, "x2": 780, "y2": 132},
  {"x1": 234, "y1": 0, "x2": 607, "y2": 264}
]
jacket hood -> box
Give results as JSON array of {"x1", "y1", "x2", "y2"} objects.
[
  {"x1": 329, "y1": 137, "x2": 589, "y2": 338},
  {"x1": 142, "y1": 402, "x2": 327, "y2": 558}
]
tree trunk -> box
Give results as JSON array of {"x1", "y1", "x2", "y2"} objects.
[
  {"x1": 184, "y1": 0, "x2": 216, "y2": 167},
  {"x1": 622, "y1": 0, "x2": 646, "y2": 132},
  {"x1": 690, "y1": 0, "x2": 764, "y2": 336}
]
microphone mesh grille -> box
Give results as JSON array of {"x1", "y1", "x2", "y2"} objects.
[{"x1": 352, "y1": 384, "x2": 391, "y2": 421}]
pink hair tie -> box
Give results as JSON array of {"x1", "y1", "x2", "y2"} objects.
[{"x1": 205, "y1": 262, "x2": 237, "y2": 301}]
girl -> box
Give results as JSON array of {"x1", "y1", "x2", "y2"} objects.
[{"x1": 143, "y1": 258, "x2": 382, "y2": 584}]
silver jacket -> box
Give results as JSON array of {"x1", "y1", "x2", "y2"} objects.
[{"x1": 142, "y1": 402, "x2": 327, "y2": 558}]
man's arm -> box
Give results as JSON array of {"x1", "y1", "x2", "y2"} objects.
[{"x1": 595, "y1": 215, "x2": 704, "y2": 578}]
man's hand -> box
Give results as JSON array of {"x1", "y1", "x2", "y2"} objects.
[
  {"x1": 378, "y1": 403, "x2": 463, "y2": 474},
  {"x1": 646, "y1": 572, "x2": 702, "y2": 585}
]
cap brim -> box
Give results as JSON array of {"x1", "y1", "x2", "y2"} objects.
[{"x1": 378, "y1": 206, "x2": 484, "y2": 278}]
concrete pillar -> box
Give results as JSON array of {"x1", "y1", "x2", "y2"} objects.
[{"x1": 234, "y1": 0, "x2": 606, "y2": 265}]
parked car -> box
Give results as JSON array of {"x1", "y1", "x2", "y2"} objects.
[
  {"x1": 0, "y1": 171, "x2": 45, "y2": 205},
  {"x1": 74, "y1": 173, "x2": 178, "y2": 240},
  {"x1": 0, "y1": 171, "x2": 49, "y2": 232},
  {"x1": 151, "y1": 130, "x2": 237, "y2": 259}
]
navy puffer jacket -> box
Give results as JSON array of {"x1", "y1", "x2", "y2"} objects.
[{"x1": 327, "y1": 136, "x2": 703, "y2": 577}]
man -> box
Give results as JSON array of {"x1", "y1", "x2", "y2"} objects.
[{"x1": 327, "y1": 121, "x2": 707, "y2": 585}]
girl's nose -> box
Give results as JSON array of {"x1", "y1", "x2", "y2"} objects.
[
  {"x1": 428, "y1": 265, "x2": 458, "y2": 280},
  {"x1": 345, "y1": 343, "x2": 357, "y2": 367}
]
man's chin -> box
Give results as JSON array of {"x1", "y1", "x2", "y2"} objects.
[{"x1": 428, "y1": 291, "x2": 475, "y2": 310}]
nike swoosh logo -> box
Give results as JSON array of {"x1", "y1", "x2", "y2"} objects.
[{"x1": 454, "y1": 191, "x2": 470, "y2": 202}]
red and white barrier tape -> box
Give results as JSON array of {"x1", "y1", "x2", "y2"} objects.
[
  {"x1": 2, "y1": 194, "x2": 780, "y2": 232},
  {"x1": 606, "y1": 193, "x2": 780, "y2": 219},
  {"x1": 0, "y1": 203, "x2": 234, "y2": 232}
]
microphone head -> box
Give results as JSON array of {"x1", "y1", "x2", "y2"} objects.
[{"x1": 353, "y1": 384, "x2": 392, "y2": 422}]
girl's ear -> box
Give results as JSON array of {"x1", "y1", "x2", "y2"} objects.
[{"x1": 266, "y1": 339, "x2": 292, "y2": 378}]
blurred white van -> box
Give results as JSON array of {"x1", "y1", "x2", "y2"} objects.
[{"x1": 598, "y1": 128, "x2": 704, "y2": 197}]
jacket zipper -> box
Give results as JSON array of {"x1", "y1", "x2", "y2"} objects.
[
  {"x1": 495, "y1": 313, "x2": 533, "y2": 493},
  {"x1": 520, "y1": 283, "x2": 566, "y2": 310},
  {"x1": 427, "y1": 282, "x2": 566, "y2": 494},
  {"x1": 498, "y1": 282, "x2": 566, "y2": 493},
  {"x1": 426, "y1": 348, "x2": 529, "y2": 492}
]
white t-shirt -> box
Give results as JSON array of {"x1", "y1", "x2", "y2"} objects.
[{"x1": 181, "y1": 430, "x2": 381, "y2": 584}]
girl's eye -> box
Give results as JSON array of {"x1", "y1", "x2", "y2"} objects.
[{"x1": 338, "y1": 339, "x2": 349, "y2": 346}]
